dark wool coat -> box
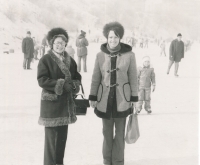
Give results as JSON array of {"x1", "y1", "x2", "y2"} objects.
[
  {"x1": 89, "y1": 43, "x2": 138, "y2": 119},
  {"x1": 76, "y1": 35, "x2": 89, "y2": 57},
  {"x1": 169, "y1": 39, "x2": 184, "y2": 62},
  {"x1": 22, "y1": 37, "x2": 34, "y2": 59},
  {"x1": 37, "y1": 50, "x2": 81, "y2": 127}
]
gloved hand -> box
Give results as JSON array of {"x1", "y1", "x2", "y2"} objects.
[
  {"x1": 72, "y1": 80, "x2": 81, "y2": 94},
  {"x1": 152, "y1": 85, "x2": 156, "y2": 92},
  {"x1": 64, "y1": 80, "x2": 73, "y2": 92}
]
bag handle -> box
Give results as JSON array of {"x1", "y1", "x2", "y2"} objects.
[
  {"x1": 74, "y1": 94, "x2": 85, "y2": 99},
  {"x1": 77, "y1": 83, "x2": 86, "y2": 98},
  {"x1": 131, "y1": 104, "x2": 136, "y2": 115},
  {"x1": 80, "y1": 83, "x2": 85, "y2": 95}
]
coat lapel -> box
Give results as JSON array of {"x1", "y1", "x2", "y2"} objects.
[{"x1": 49, "y1": 50, "x2": 72, "y2": 80}]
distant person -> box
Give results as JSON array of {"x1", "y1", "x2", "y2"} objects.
[
  {"x1": 130, "y1": 37, "x2": 136, "y2": 47},
  {"x1": 41, "y1": 34, "x2": 48, "y2": 57},
  {"x1": 65, "y1": 43, "x2": 75, "y2": 59},
  {"x1": 22, "y1": 31, "x2": 34, "y2": 70},
  {"x1": 185, "y1": 40, "x2": 190, "y2": 52},
  {"x1": 160, "y1": 40, "x2": 166, "y2": 56},
  {"x1": 139, "y1": 38, "x2": 143, "y2": 48},
  {"x1": 143, "y1": 38, "x2": 149, "y2": 48},
  {"x1": 167, "y1": 33, "x2": 184, "y2": 77},
  {"x1": 33, "y1": 37, "x2": 39, "y2": 60},
  {"x1": 136, "y1": 56, "x2": 156, "y2": 114},
  {"x1": 76, "y1": 30, "x2": 89, "y2": 72}
]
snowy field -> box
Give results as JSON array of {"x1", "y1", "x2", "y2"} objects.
[{"x1": 0, "y1": 42, "x2": 199, "y2": 165}]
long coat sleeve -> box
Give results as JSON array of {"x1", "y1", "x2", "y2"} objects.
[
  {"x1": 89, "y1": 43, "x2": 138, "y2": 119},
  {"x1": 37, "y1": 50, "x2": 81, "y2": 127}
]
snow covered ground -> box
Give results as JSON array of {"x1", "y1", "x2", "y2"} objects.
[{"x1": 0, "y1": 42, "x2": 199, "y2": 165}]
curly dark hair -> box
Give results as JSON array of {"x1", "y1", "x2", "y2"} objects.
[
  {"x1": 47, "y1": 27, "x2": 69, "y2": 48},
  {"x1": 103, "y1": 22, "x2": 124, "y2": 39}
]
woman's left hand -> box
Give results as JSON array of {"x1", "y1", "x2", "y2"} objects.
[
  {"x1": 131, "y1": 102, "x2": 137, "y2": 107},
  {"x1": 90, "y1": 101, "x2": 97, "y2": 108}
]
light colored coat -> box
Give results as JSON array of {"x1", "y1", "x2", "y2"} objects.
[
  {"x1": 138, "y1": 66, "x2": 156, "y2": 89},
  {"x1": 90, "y1": 51, "x2": 138, "y2": 113}
]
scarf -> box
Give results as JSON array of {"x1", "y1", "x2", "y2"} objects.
[
  {"x1": 52, "y1": 50, "x2": 65, "y2": 61},
  {"x1": 106, "y1": 43, "x2": 121, "y2": 54}
]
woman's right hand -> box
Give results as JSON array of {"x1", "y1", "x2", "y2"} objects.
[{"x1": 90, "y1": 101, "x2": 97, "y2": 108}]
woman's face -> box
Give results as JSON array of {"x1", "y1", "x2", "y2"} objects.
[
  {"x1": 53, "y1": 37, "x2": 66, "y2": 53},
  {"x1": 108, "y1": 31, "x2": 120, "y2": 49}
]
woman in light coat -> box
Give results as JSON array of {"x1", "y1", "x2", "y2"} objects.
[{"x1": 89, "y1": 22, "x2": 138, "y2": 165}]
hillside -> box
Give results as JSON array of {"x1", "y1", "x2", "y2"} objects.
[{"x1": 0, "y1": 0, "x2": 199, "y2": 49}]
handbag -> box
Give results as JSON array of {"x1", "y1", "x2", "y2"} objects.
[
  {"x1": 125, "y1": 106, "x2": 140, "y2": 144},
  {"x1": 74, "y1": 84, "x2": 90, "y2": 115}
]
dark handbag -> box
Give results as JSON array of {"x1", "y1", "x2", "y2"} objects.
[{"x1": 74, "y1": 84, "x2": 90, "y2": 115}]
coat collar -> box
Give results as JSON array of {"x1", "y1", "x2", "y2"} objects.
[
  {"x1": 48, "y1": 49, "x2": 71, "y2": 80},
  {"x1": 101, "y1": 42, "x2": 132, "y2": 55}
]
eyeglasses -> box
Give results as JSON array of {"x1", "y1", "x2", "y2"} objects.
[{"x1": 53, "y1": 42, "x2": 66, "y2": 46}]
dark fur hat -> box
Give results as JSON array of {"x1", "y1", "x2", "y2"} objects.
[
  {"x1": 177, "y1": 33, "x2": 182, "y2": 37},
  {"x1": 103, "y1": 22, "x2": 124, "y2": 39},
  {"x1": 47, "y1": 27, "x2": 69, "y2": 48}
]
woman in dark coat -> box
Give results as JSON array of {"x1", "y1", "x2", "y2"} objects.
[
  {"x1": 167, "y1": 33, "x2": 184, "y2": 77},
  {"x1": 37, "y1": 27, "x2": 81, "y2": 165},
  {"x1": 89, "y1": 22, "x2": 138, "y2": 165}
]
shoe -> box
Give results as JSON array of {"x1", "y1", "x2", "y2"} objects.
[
  {"x1": 136, "y1": 109, "x2": 141, "y2": 114},
  {"x1": 146, "y1": 109, "x2": 152, "y2": 114},
  {"x1": 175, "y1": 74, "x2": 179, "y2": 77},
  {"x1": 27, "y1": 68, "x2": 32, "y2": 70}
]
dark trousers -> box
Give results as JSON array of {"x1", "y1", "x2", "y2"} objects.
[
  {"x1": 77, "y1": 55, "x2": 87, "y2": 72},
  {"x1": 44, "y1": 125, "x2": 68, "y2": 165},
  {"x1": 102, "y1": 118, "x2": 126, "y2": 165},
  {"x1": 23, "y1": 58, "x2": 32, "y2": 69},
  {"x1": 167, "y1": 60, "x2": 179, "y2": 75}
]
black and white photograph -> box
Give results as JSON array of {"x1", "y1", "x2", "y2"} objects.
[{"x1": 0, "y1": 0, "x2": 199, "y2": 165}]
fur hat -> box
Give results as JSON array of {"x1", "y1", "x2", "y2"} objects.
[
  {"x1": 103, "y1": 22, "x2": 124, "y2": 39},
  {"x1": 47, "y1": 27, "x2": 69, "y2": 48},
  {"x1": 177, "y1": 33, "x2": 182, "y2": 37}
]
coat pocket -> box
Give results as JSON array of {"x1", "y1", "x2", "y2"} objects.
[
  {"x1": 123, "y1": 82, "x2": 131, "y2": 102},
  {"x1": 41, "y1": 89, "x2": 58, "y2": 101},
  {"x1": 97, "y1": 83, "x2": 103, "y2": 102}
]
